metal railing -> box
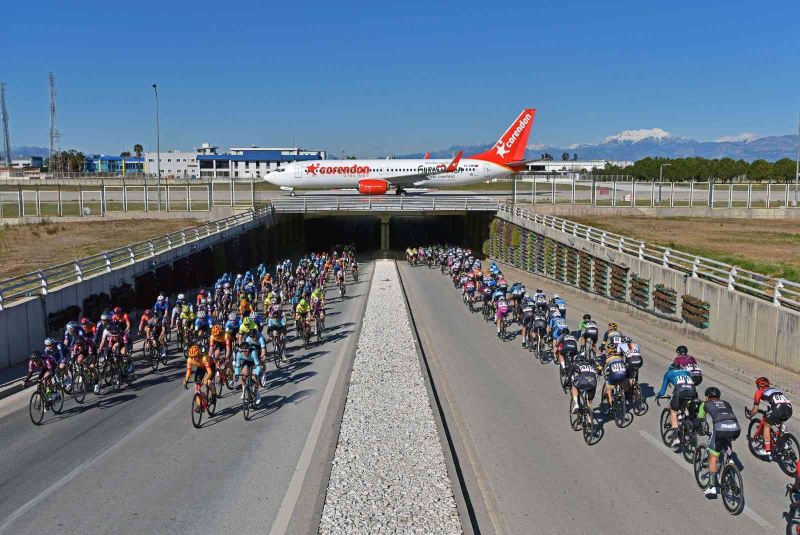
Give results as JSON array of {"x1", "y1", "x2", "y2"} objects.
[
  {"x1": 0, "y1": 204, "x2": 275, "y2": 310},
  {"x1": 497, "y1": 203, "x2": 800, "y2": 310},
  {"x1": 271, "y1": 195, "x2": 501, "y2": 213}
]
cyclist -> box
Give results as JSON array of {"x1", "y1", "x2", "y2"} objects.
[
  {"x1": 617, "y1": 336, "x2": 643, "y2": 397},
  {"x1": 568, "y1": 351, "x2": 599, "y2": 414},
  {"x1": 556, "y1": 330, "x2": 579, "y2": 369},
  {"x1": 547, "y1": 311, "x2": 569, "y2": 355},
  {"x1": 22, "y1": 350, "x2": 57, "y2": 400},
  {"x1": 674, "y1": 345, "x2": 703, "y2": 386},
  {"x1": 577, "y1": 314, "x2": 599, "y2": 355},
  {"x1": 310, "y1": 294, "x2": 325, "y2": 335},
  {"x1": 600, "y1": 322, "x2": 622, "y2": 352},
  {"x1": 696, "y1": 386, "x2": 741, "y2": 497},
  {"x1": 267, "y1": 299, "x2": 288, "y2": 346},
  {"x1": 44, "y1": 337, "x2": 70, "y2": 376},
  {"x1": 746, "y1": 377, "x2": 793, "y2": 457},
  {"x1": 153, "y1": 294, "x2": 170, "y2": 321},
  {"x1": 520, "y1": 295, "x2": 537, "y2": 348},
  {"x1": 183, "y1": 344, "x2": 216, "y2": 401},
  {"x1": 551, "y1": 293, "x2": 567, "y2": 320},
  {"x1": 599, "y1": 347, "x2": 627, "y2": 412},
  {"x1": 658, "y1": 362, "x2": 698, "y2": 447},
  {"x1": 295, "y1": 296, "x2": 312, "y2": 331},
  {"x1": 495, "y1": 293, "x2": 510, "y2": 337},
  {"x1": 533, "y1": 288, "x2": 548, "y2": 313},
  {"x1": 179, "y1": 305, "x2": 195, "y2": 339},
  {"x1": 234, "y1": 337, "x2": 263, "y2": 405},
  {"x1": 224, "y1": 312, "x2": 240, "y2": 362},
  {"x1": 194, "y1": 310, "x2": 213, "y2": 340}
]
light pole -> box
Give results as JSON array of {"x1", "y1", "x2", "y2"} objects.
[
  {"x1": 659, "y1": 163, "x2": 671, "y2": 204},
  {"x1": 794, "y1": 111, "x2": 799, "y2": 207},
  {"x1": 152, "y1": 84, "x2": 161, "y2": 211}
]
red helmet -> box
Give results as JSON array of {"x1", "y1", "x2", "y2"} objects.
[
  {"x1": 113, "y1": 306, "x2": 122, "y2": 316},
  {"x1": 80, "y1": 317, "x2": 90, "y2": 325},
  {"x1": 755, "y1": 377, "x2": 770, "y2": 389},
  {"x1": 144, "y1": 309, "x2": 152, "y2": 316}
]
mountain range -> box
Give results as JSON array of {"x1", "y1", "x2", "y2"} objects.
[{"x1": 399, "y1": 129, "x2": 800, "y2": 162}]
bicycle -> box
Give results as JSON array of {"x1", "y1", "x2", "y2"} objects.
[
  {"x1": 745, "y1": 408, "x2": 800, "y2": 477},
  {"x1": 559, "y1": 352, "x2": 575, "y2": 393},
  {"x1": 658, "y1": 396, "x2": 701, "y2": 460},
  {"x1": 241, "y1": 369, "x2": 258, "y2": 421},
  {"x1": 190, "y1": 381, "x2": 217, "y2": 429},
  {"x1": 271, "y1": 331, "x2": 287, "y2": 369},
  {"x1": 28, "y1": 379, "x2": 63, "y2": 425},
  {"x1": 693, "y1": 442, "x2": 745, "y2": 515},
  {"x1": 314, "y1": 314, "x2": 324, "y2": 344},
  {"x1": 627, "y1": 372, "x2": 648, "y2": 417},
  {"x1": 603, "y1": 381, "x2": 632, "y2": 428},
  {"x1": 338, "y1": 280, "x2": 347, "y2": 300},
  {"x1": 569, "y1": 389, "x2": 598, "y2": 445},
  {"x1": 69, "y1": 360, "x2": 87, "y2": 404},
  {"x1": 213, "y1": 355, "x2": 236, "y2": 392}
]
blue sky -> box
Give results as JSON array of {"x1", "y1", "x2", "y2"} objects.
[{"x1": 5, "y1": 0, "x2": 800, "y2": 156}]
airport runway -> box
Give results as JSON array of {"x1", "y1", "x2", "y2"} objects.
[
  {"x1": 399, "y1": 261, "x2": 795, "y2": 535},
  {"x1": 0, "y1": 264, "x2": 371, "y2": 535}
]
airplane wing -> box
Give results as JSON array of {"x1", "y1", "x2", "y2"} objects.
[{"x1": 383, "y1": 151, "x2": 463, "y2": 187}]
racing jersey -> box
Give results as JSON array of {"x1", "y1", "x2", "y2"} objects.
[
  {"x1": 754, "y1": 387, "x2": 792, "y2": 411},
  {"x1": 549, "y1": 315, "x2": 567, "y2": 333},
  {"x1": 25, "y1": 354, "x2": 56, "y2": 381},
  {"x1": 603, "y1": 330, "x2": 623, "y2": 348},
  {"x1": 578, "y1": 320, "x2": 598, "y2": 336},
  {"x1": 194, "y1": 316, "x2": 213, "y2": 331},
  {"x1": 153, "y1": 300, "x2": 170, "y2": 318},
  {"x1": 674, "y1": 355, "x2": 702, "y2": 381},
  {"x1": 295, "y1": 299, "x2": 311, "y2": 315},
  {"x1": 658, "y1": 368, "x2": 694, "y2": 397},
  {"x1": 184, "y1": 354, "x2": 214, "y2": 383},
  {"x1": 698, "y1": 399, "x2": 737, "y2": 424}
]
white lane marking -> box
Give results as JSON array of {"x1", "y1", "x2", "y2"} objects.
[
  {"x1": 269, "y1": 275, "x2": 366, "y2": 535},
  {"x1": 0, "y1": 391, "x2": 186, "y2": 534},
  {"x1": 638, "y1": 430, "x2": 772, "y2": 530}
]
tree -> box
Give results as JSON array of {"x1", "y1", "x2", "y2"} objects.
[
  {"x1": 572, "y1": 153, "x2": 578, "y2": 161},
  {"x1": 133, "y1": 144, "x2": 144, "y2": 158},
  {"x1": 120, "y1": 151, "x2": 132, "y2": 157},
  {"x1": 561, "y1": 152, "x2": 570, "y2": 161},
  {"x1": 748, "y1": 159, "x2": 771, "y2": 182}
]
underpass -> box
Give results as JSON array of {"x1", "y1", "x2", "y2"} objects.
[{"x1": 398, "y1": 260, "x2": 793, "y2": 534}]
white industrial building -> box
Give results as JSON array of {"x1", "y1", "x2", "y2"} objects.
[{"x1": 524, "y1": 159, "x2": 633, "y2": 173}]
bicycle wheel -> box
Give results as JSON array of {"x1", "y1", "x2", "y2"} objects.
[
  {"x1": 50, "y1": 386, "x2": 64, "y2": 414},
  {"x1": 746, "y1": 418, "x2": 763, "y2": 457},
  {"x1": 29, "y1": 391, "x2": 45, "y2": 425},
  {"x1": 693, "y1": 444, "x2": 709, "y2": 489},
  {"x1": 776, "y1": 433, "x2": 800, "y2": 477},
  {"x1": 720, "y1": 463, "x2": 745, "y2": 515},
  {"x1": 582, "y1": 406, "x2": 596, "y2": 445},
  {"x1": 632, "y1": 385, "x2": 648, "y2": 416},
  {"x1": 615, "y1": 396, "x2": 632, "y2": 428},
  {"x1": 113, "y1": 366, "x2": 123, "y2": 392},
  {"x1": 260, "y1": 370, "x2": 269, "y2": 388},
  {"x1": 242, "y1": 381, "x2": 253, "y2": 421},
  {"x1": 559, "y1": 366, "x2": 570, "y2": 393},
  {"x1": 73, "y1": 373, "x2": 86, "y2": 404},
  {"x1": 149, "y1": 346, "x2": 159, "y2": 372},
  {"x1": 206, "y1": 390, "x2": 217, "y2": 417},
  {"x1": 191, "y1": 393, "x2": 204, "y2": 429},
  {"x1": 225, "y1": 367, "x2": 235, "y2": 391},
  {"x1": 659, "y1": 408, "x2": 673, "y2": 447},
  {"x1": 159, "y1": 345, "x2": 169, "y2": 366},
  {"x1": 681, "y1": 424, "x2": 698, "y2": 463}
]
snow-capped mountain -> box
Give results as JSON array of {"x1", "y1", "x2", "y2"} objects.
[{"x1": 398, "y1": 129, "x2": 798, "y2": 162}]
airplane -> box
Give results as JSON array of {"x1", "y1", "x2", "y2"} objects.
[{"x1": 263, "y1": 108, "x2": 536, "y2": 195}]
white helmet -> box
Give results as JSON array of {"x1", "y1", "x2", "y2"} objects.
[
  {"x1": 198, "y1": 311, "x2": 206, "y2": 319},
  {"x1": 553, "y1": 293, "x2": 560, "y2": 299},
  {"x1": 157, "y1": 295, "x2": 164, "y2": 302},
  {"x1": 177, "y1": 293, "x2": 185, "y2": 301}
]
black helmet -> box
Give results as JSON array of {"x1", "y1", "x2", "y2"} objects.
[
  {"x1": 29, "y1": 350, "x2": 43, "y2": 361},
  {"x1": 705, "y1": 387, "x2": 721, "y2": 399},
  {"x1": 583, "y1": 314, "x2": 591, "y2": 321},
  {"x1": 676, "y1": 345, "x2": 688, "y2": 356},
  {"x1": 622, "y1": 336, "x2": 632, "y2": 344}
]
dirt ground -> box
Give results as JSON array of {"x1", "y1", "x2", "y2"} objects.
[
  {"x1": 565, "y1": 215, "x2": 800, "y2": 282},
  {"x1": 0, "y1": 218, "x2": 200, "y2": 280}
]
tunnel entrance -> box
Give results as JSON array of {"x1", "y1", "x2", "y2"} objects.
[{"x1": 301, "y1": 213, "x2": 492, "y2": 254}]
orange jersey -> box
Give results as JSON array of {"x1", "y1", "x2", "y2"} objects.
[{"x1": 185, "y1": 354, "x2": 214, "y2": 383}]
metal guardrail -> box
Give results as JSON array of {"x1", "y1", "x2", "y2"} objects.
[
  {"x1": 0, "y1": 204, "x2": 275, "y2": 310},
  {"x1": 497, "y1": 203, "x2": 800, "y2": 310},
  {"x1": 271, "y1": 195, "x2": 501, "y2": 213}
]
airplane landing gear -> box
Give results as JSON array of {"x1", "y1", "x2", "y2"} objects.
[
  {"x1": 395, "y1": 188, "x2": 407, "y2": 196},
  {"x1": 289, "y1": 190, "x2": 296, "y2": 197}
]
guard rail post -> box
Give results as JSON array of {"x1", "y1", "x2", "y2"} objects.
[
  {"x1": 774, "y1": 279, "x2": 784, "y2": 306},
  {"x1": 432, "y1": 197, "x2": 436, "y2": 210},
  {"x1": 618, "y1": 237, "x2": 625, "y2": 253},
  {"x1": 728, "y1": 267, "x2": 737, "y2": 290},
  {"x1": 104, "y1": 253, "x2": 112, "y2": 273},
  {"x1": 0, "y1": 290, "x2": 4, "y2": 311},
  {"x1": 38, "y1": 271, "x2": 48, "y2": 296},
  {"x1": 75, "y1": 261, "x2": 83, "y2": 282},
  {"x1": 303, "y1": 197, "x2": 307, "y2": 213},
  {"x1": 690, "y1": 181, "x2": 694, "y2": 207},
  {"x1": 691, "y1": 257, "x2": 699, "y2": 278},
  {"x1": 148, "y1": 240, "x2": 155, "y2": 257},
  {"x1": 128, "y1": 246, "x2": 135, "y2": 264},
  {"x1": 663, "y1": 248, "x2": 671, "y2": 268},
  {"x1": 181, "y1": 231, "x2": 187, "y2": 245},
  {"x1": 601, "y1": 232, "x2": 607, "y2": 247},
  {"x1": 747, "y1": 184, "x2": 752, "y2": 208},
  {"x1": 638, "y1": 242, "x2": 645, "y2": 260}
]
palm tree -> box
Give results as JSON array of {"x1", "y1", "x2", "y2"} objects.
[{"x1": 133, "y1": 144, "x2": 144, "y2": 158}]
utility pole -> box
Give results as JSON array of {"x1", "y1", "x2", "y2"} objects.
[
  {"x1": 152, "y1": 84, "x2": 161, "y2": 211},
  {"x1": 48, "y1": 72, "x2": 62, "y2": 177},
  {"x1": 0, "y1": 83, "x2": 11, "y2": 170}
]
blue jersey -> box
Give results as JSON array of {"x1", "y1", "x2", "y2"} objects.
[
  {"x1": 658, "y1": 368, "x2": 693, "y2": 397},
  {"x1": 153, "y1": 300, "x2": 169, "y2": 317},
  {"x1": 492, "y1": 289, "x2": 505, "y2": 301},
  {"x1": 550, "y1": 316, "x2": 567, "y2": 332},
  {"x1": 224, "y1": 319, "x2": 239, "y2": 334},
  {"x1": 194, "y1": 317, "x2": 213, "y2": 331}
]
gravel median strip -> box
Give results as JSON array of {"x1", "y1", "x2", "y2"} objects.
[{"x1": 319, "y1": 259, "x2": 462, "y2": 535}]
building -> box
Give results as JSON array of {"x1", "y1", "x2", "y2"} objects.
[
  {"x1": 83, "y1": 155, "x2": 145, "y2": 175},
  {"x1": 197, "y1": 147, "x2": 326, "y2": 180},
  {"x1": 144, "y1": 151, "x2": 201, "y2": 179},
  {"x1": 524, "y1": 159, "x2": 633, "y2": 174},
  {"x1": 11, "y1": 156, "x2": 44, "y2": 169}
]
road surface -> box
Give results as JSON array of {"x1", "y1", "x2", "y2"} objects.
[
  {"x1": 399, "y1": 261, "x2": 795, "y2": 534},
  {"x1": 0, "y1": 264, "x2": 371, "y2": 535}
]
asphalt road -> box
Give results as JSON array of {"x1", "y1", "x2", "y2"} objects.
[
  {"x1": 0, "y1": 263, "x2": 371, "y2": 535},
  {"x1": 398, "y1": 261, "x2": 796, "y2": 535}
]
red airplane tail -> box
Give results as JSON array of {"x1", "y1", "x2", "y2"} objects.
[{"x1": 469, "y1": 109, "x2": 536, "y2": 165}]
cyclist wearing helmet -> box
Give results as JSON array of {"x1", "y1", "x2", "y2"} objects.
[
  {"x1": 44, "y1": 336, "x2": 69, "y2": 370},
  {"x1": 673, "y1": 345, "x2": 702, "y2": 386},
  {"x1": 224, "y1": 312, "x2": 240, "y2": 361},
  {"x1": 600, "y1": 322, "x2": 622, "y2": 352},
  {"x1": 22, "y1": 351, "x2": 56, "y2": 395},
  {"x1": 112, "y1": 307, "x2": 131, "y2": 334},
  {"x1": 658, "y1": 361, "x2": 698, "y2": 447},
  {"x1": 194, "y1": 310, "x2": 213, "y2": 338},
  {"x1": 696, "y1": 386, "x2": 740, "y2": 497},
  {"x1": 239, "y1": 298, "x2": 254, "y2": 318},
  {"x1": 617, "y1": 336, "x2": 643, "y2": 395},
  {"x1": 520, "y1": 294, "x2": 537, "y2": 348},
  {"x1": 183, "y1": 344, "x2": 216, "y2": 400},
  {"x1": 153, "y1": 294, "x2": 170, "y2": 319},
  {"x1": 550, "y1": 293, "x2": 566, "y2": 320},
  {"x1": 234, "y1": 336, "x2": 263, "y2": 405},
  {"x1": 746, "y1": 377, "x2": 793, "y2": 457},
  {"x1": 533, "y1": 288, "x2": 547, "y2": 313},
  {"x1": 577, "y1": 314, "x2": 599, "y2": 354}
]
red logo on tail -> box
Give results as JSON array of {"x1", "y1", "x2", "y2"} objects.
[{"x1": 469, "y1": 109, "x2": 536, "y2": 165}]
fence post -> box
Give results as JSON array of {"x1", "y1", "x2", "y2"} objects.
[
  {"x1": 631, "y1": 181, "x2": 636, "y2": 206},
  {"x1": 571, "y1": 179, "x2": 576, "y2": 204},
  {"x1": 207, "y1": 180, "x2": 213, "y2": 209},
  {"x1": 612, "y1": 180, "x2": 617, "y2": 207},
  {"x1": 709, "y1": 181, "x2": 715, "y2": 207},
  {"x1": 690, "y1": 181, "x2": 694, "y2": 207},
  {"x1": 144, "y1": 178, "x2": 149, "y2": 212},
  {"x1": 773, "y1": 279, "x2": 784, "y2": 306},
  {"x1": 728, "y1": 267, "x2": 737, "y2": 290},
  {"x1": 304, "y1": 197, "x2": 308, "y2": 213},
  {"x1": 767, "y1": 183, "x2": 771, "y2": 207},
  {"x1": 181, "y1": 230, "x2": 187, "y2": 245},
  {"x1": 747, "y1": 183, "x2": 752, "y2": 208},
  {"x1": 79, "y1": 184, "x2": 84, "y2": 216},
  {"x1": 692, "y1": 257, "x2": 699, "y2": 278},
  {"x1": 75, "y1": 261, "x2": 83, "y2": 282},
  {"x1": 551, "y1": 179, "x2": 555, "y2": 204},
  {"x1": 57, "y1": 183, "x2": 62, "y2": 217},
  {"x1": 36, "y1": 183, "x2": 41, "y2": 216},
  {"x1": 728, "y1": 183, "x2": 733, "y2": 208},
  {"x1": 38, "y1": 271, "x2": 48, "y2": 296},
  {"x1": 100, "y1": 179, "x2": 106, "y2": 216},
  {"x1": 230, "y1": 178, "x2": 234, "y2": 207},
  {"x1": 618, "y1": 236, "x2": 624, "y2": 253},
  {"x1": 128, "y1": 246, "x2": 135, "y2": 264},
  {"x1": 186, "y1": 184, "x2": 190, "y2": 211},
  {"x1": 638, "y1": 242, "x2": 645, "y2": 260},
  {"x1": 662, "y1": 248, "x2": 670, "y2": 267},
  {"x1": 103, "y1": 253, "x2": 112, "y2": 272},
  {"x1": 166, "y1": 185, "x2": 171, "y2": 212},
  {"x1": 432, "y1": 197, "x2": 436, "y2": 210},
  {"x1": 601, "y1": 232, "x2": 607, "y2": 247},
  {"x1": 785, "y1": 183, "x2": 790, "y2": 208},
  {"x1": 250, "y1": 179, "x2": 255, "y2": 208},
  {"x1": 148, "y1": 240, "x2": 155, "y2": 257},
  {"x1": 669, "y1": 182, "x2": 674, "y2": 207},
  {"x1": 532, "y1": 179, "x2": 536, "y2": 205},
  {"x1": 17, "y1": 185, "x2": 22, "y2": 217}
]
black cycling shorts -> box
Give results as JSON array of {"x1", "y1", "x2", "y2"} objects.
[
  {"x1": 522, "y1": 314, "x2": 534, "y2": 327},
  {"x1": 573, "y1": 373, "x2": 597, "y2": 401},
  {"x1": 670, "y1": 384, "x2": 698, "y2": 411},
  {"x1": 708, "y1": 421, "x2": 741, "y2": 453},
  {"x1": 766, "y1": 404, "x2": 793, "y2": 425},
  {"x1": 194, "y1": 362, "x2": 216, "y2": 383},
  {"x1": 561, "y1": 343, "x2": 578, "y2": 358},
  {"x1": 582, "y1": 330, "x2": 598, "y2": 343},
  {"x1": 534, "y1": 321, "x2": 547, "y2": 335}
]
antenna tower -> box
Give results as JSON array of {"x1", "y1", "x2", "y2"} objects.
[
  {"x1": 1, "y1": 82, "x2": 11, "y2": 170},
  {"x1": 49, "y1": 72, "x2": 62, "y2": 175}
]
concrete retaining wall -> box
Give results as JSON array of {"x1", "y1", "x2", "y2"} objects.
[{"x1": 496, "y1": 211, "x2": 800, "y2": 373}]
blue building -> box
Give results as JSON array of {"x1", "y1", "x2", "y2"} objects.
[
  {"x1": 197, "y1": 147, "x2": 325, "y2": 179},
  {"x1": 83, "y1": 155, "x2": 145, "y2": 175}
]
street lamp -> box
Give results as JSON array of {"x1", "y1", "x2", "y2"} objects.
[
  {"x1": 658, "y1": 163, "x2": 671, "y2": 204},
  {"x1": 152, "y1": 84, "x2": 161, "y2": 211},
  {"x1": 794, "y1": 111, "x2": 799, "y2": 208}
]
